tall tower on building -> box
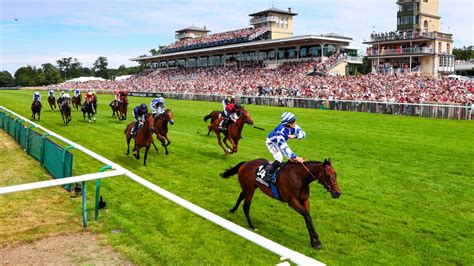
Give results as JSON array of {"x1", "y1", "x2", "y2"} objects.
[
  {"x1": 249, "y1": 7, "x2": 297, "y2": 39},
  {"x1": 364, "y1": 0, "x2": 454, "y2": 77}
]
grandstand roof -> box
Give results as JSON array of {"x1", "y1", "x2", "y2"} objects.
[
  {"x1": 249, "y1": 7, "x2": 297, "y2": 16},
  {"x1": 131, "y1": 34, "x2": 352, "y2": 62},
  {"x1": 175, "y1": 26, "x2": 210, "y2": 33}
]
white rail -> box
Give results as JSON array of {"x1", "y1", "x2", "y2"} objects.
[
  {"x1": 0, "y1": 170, "x2": 123, "y2": 194},
  {"x1": 0, "y1": 106, "x2": 324, "y2": 266}
]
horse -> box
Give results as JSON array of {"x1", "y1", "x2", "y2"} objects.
[
  {"x1": 111, "y1": 96, "x2": 128, "y2": 120},
  {"x1": 81, "y1": 101, "x2": 96, "y2": 123},
  {"x1": 209, "y1": 107, "x2": 253, "y2": 156},
  {"x1": 48, "y1": 96, "x2": 56, "y2": 111},
  {"x1": 203, "y1": 110, "x2": 223, "y2": 135},
  {"x1": 220, "y1": 158, "x2": 341, "y2": 250},
  {"x1": 124, "y1": 114, "x2": 155, "y2": 166},
  {"x1": 72, "y1": 95, "x2": 82, "y2": 111},
  {"x1": 60, "y1": 99, "x2": 72, "y2": 125},
  {"x1": 118, "y1": 96, "x2": 128, "y2": 120},
  {"x1": 151, "y1": 109, "x2": 174, "y2": 155},
  {"x1": 31, "y1": 100, "x2": 42, "y2": 121}
]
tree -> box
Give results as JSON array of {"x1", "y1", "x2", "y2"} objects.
[
  {"x1": 0, "y1": 71, "x2": 15, "y2": 87},
  {"x1": 14, "y1": 65, "x2": 38, "y2": 86},
  {"x1": 93, "y1": 56, "x2": 109, "y2": 79},
  {"x1": 357, "y1": 57, "x2": 373, "y2": 75},
  {"x1": 41, "y1": 63, "x2": 62, "y2": 85},
  {"x1": 453, "y1": 46, "x2": 473, "y2": 61},
  {"x1": 69, "y1": 58, "x2": 83, "y2": 78},
  {"x1": 56, "y1": 57, "x2": 72, "y2": 80}
]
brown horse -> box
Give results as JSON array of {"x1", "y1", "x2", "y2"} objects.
[
  {"x1": 124, "y1": 114, "x2": 155, "y2": 166},
  {"x1": 203, "y1": 110, "x2": 223, "y2": 135},
  {"x1": 60, "y1": 99, "x2": 71, "y2": 125},
  {"x1": 151, "y1": 109, "x2": 174, "y2": 155},
  {"x1": 31, "y1": 100, "x2": 42, "y2": 121},
  {"x1": 48, "y1": 96, "x2": 56, "y2": 111},
  {"x1": 221, "y1": 158, "x2": 341, "y2": 249},
  {"x1": 209, "y1": 108, "x2": 253, "y2": 156},
  {"x1": 119, "y1": 96, "x2": 128, "y2": 120},
  {"x1": 72, "y1": 95, "x2": 82, "y2": 111}
]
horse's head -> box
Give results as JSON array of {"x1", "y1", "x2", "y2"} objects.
[
  {"x1": 123, "y1": 96, "x2": 129, "y2": 105},
  {"x1": 165, "y1": 109, "x2": 174, "y2": 125},
  {"x1": 318, "y1": 159, "x2": 341, "y2": 199},
  {"x1": 145, "y1": 114, "x2": 156, "y2": 133},
  {"x1": 238, "y1": 108, "x2": 254, "y2": 126}
]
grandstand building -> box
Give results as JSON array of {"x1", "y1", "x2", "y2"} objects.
[
  {"x1": 364, "y1": 0, "x2": 454, "y2": 77},
  {"x1": 131, "y1": 7, "x2": 362, "y2": 76}
]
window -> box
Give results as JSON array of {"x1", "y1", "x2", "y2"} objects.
[
  {"x1": 423, "y1": 0, "x2": 428, "y2": 2},
  {"x1": 423, "y1": 20, "x2": 428, "y2": 32},
  {"x1": 446, "y1": 43, "x2": 450, "y2": 54},
  {"x1": 438, "y1": 42, "x2": 442, "y2": 53}
]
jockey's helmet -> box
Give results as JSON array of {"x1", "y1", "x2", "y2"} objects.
[
  {"x1": 35, "y1": 92, "x2": 40, "y2": 96},
  {"x1": 140, "y1": 103, "x2": 147, "y2": 110},
  {"x1": 281, "y1": 112, "x2": 296, "y2": 125},
  {"x1": 158, "y1": 96, "x2": 164, "y2": 103},
  {"x1": 88, "y1": 92, "x2": 93, "y2": 96}
]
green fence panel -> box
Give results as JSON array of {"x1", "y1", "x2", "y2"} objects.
[
  {"x1": 7, "y1": 116, "x2": 15, "y2": 137},
  {"x1": 17, "y1": 124, "x2": 28, "y2": 149},
  {"x1": 0, "y1": 112, "x2": 4, "y2": 128},
  {"x1": 43, "y1": 139, "x2": 73, "y2": 191},
  {"x1": 28, "y1": 131, "x2": 43, "y2": 162}
]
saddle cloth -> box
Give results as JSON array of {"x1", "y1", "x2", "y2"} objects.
[{"x1": 255, "y1": 163, "x2": 285, "y2": 200}]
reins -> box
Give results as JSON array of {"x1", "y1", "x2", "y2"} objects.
[{"x1": 300, "y1": 162, "x2": 317, "y2": 181}]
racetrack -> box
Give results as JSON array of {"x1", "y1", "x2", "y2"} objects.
[{"x1": 0, "y1": 90, "x2": 473, "y2": 265}]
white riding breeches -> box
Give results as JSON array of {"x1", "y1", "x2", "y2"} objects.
[{"x1": 266, "y1": 138, "x2": 294, "y2": 163}]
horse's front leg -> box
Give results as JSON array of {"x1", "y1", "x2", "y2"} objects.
[
  {"x1": 289, "y1": 198, "x2": 321, "y2": 249},
  {"x1": 242, "y1": 188, "x2": 256, "y2": 230},
  {"x1": 222, "y1": 136, "x2": 233, "y2": 154},
  {"x1": 134, "y1": 146, "x2": 141, "y2": 160},
  {"x1": 143, "y1": 145, "x2": 150, "y2": 166},
  {"x1": 151, "y1": 140, "x2": 160, "y2": 154}
]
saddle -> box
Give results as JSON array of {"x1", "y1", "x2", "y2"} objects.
[{"x1": 255, "y1": 162, "x2": 285, "y2": 200}]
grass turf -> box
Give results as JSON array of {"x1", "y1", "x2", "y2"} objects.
[{"x1": 0, "y1": 90, "x2": 473, "y2": 265}]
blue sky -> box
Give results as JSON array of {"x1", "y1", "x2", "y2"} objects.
[{"x1": 1, "y1": 0, "x2": 473, "y2": 74}]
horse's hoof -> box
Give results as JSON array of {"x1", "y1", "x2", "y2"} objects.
[
  {"x1": 312, "y1": 242, "x2": 322, "y2": 250},
  {"x1": 229, "y1": 208, "x2": 236, "y2": 213}
]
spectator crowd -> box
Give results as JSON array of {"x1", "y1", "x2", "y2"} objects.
[{"x1": 43, "y1": 58, "x2": 473, "y2": 105}]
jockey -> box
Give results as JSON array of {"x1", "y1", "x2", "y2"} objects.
[
  {"x1": 85, "y1": 91, "x2": 96, "y2": 113},
  {"x1": 48, "y1": 89, "x2": 55, "y2": 97},
  {"x1": 58, "y1": 91, "x2": 65, "y2": 106},
  {"x1": 132, "y1": 103, "x2": 148, "y2": 136},
  {"x1": 222, "y1": 95, "x2": 236, "y2": 114},
  {"x1": 150, "y1": 97, "x2": 165, "y2": 117},
  {"x1": 73, "y1": 88, "x2": 80, "y2": 98},
  {"x1": 32, "y1": 91, "x2": 41, "y2": 102},
  {"x1": 220, "y1": 102, "x2": 241, "y2": 131},
  {"x1": 114, "y1": 89, "x2": 121, "y2": 102},
  {"x1": 264, "y1": 112, "x2": 306, "y2": 182}
]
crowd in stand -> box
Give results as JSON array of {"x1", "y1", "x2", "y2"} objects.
[
  {"x1": 369, "y1": 29, "x2": 428, "y2": 42},
  {"x1": 163, "y1": 28, "x2": 258, "y2": 52},
  {"x1": 44, "y1": 57, "x2": 472, "y2": 105}
]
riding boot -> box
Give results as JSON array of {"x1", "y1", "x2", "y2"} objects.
[
  {"x1": 132, "y1": 122, "x2": 139, "y2": 137},
  {"x1": 264, "y1": 161, "x2": 281, "y2": 183}
]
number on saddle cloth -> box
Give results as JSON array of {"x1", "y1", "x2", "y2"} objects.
[{"x1": 255, "y1": 163, "x2": 285, "y2": 200}]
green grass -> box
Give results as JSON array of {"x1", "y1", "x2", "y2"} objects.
[{"x1": 0, "y1": 90, "x2": 473, "y2": 265}]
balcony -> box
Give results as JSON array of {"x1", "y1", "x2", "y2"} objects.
[
  {"x1": 365, "y1": 31, "x2": 453, "y2": 44},
  {"x1": 175, "y1": 33, "x2": 199, "y2": 39},
  {"x1": 250, "y1": 16, "x2": 279, "y2": 25},
  {"x1": 367, "y1": 47, "x2": 434, "y2": 56}
]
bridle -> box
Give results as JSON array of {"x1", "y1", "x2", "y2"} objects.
[{"x1": 301, "y1": 162, "x2": 333, "y2": 193}]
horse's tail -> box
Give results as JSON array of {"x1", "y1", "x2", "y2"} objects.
[
  {"x1": 220, "y1": 161, "x2": 246, "y2": 178},
  {"x1": 204, "y1": 112, "x2": 213, "y2": 122}
]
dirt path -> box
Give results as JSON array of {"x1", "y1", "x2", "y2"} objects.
[{"x1": 0, "y1": 232, "x2": 132, "y2": 265}]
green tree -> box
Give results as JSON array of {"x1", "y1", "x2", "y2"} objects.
[
  {"x1": 0, "y1": 71, "x2": 15, "y2": 87},
  {"x1": 69, "y1": 58, "x2": 83, "y2": 78},
  {"x1": 93, "y1": 56, "x2": 109, "y2": 79},
  {"x1": 453, "y1": 46, "x2": 474, "y2": 61},
  {"x1": 41, "y1": 63, "x2": 62, "y2": 85},
  {"x1": 56, "y1": 57, "x2": 72, "y2": 80},
  {"x1": 357, "y1": 57, "x2": 373, "y2": 75},
  {"x1": 14, "y1": 65, "x2": 37, "y2": 86}
]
